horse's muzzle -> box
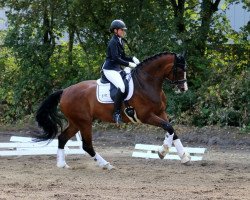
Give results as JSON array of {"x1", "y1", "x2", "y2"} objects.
[{"x1": 175, "y1": 81, "x2": 188, "y2": 93}]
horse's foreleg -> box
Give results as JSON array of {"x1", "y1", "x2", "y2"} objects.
[
  {"x1": 160, "y1": 122, "x2": 191, "y2": 164},
  {"x1": 173, "y1": 138, "x2": 191, "y2": 164},
  {"x1": 145, "y1": 114, "x2": 191, "y2": 164},
  {"x1": 57, "y1": 123, "x2": 78, "y2": 168},
  {"x1": 79, "y1": 123, "x2": 114, "y2": 170},
  {"x1": 157, "y1": 119, "x2": 177, "y2": 159}
]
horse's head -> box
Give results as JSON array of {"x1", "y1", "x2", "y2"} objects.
[
  {"x1": 166, "y1": 53, "x2": 188, "y2": 92},
  {"x1": 132, "y1": 52, "x2": 188, "y2": 93}
]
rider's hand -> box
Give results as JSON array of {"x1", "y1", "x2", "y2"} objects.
[
  {"x1": 133, "y1": 56, "x2": 140, "y2": 65},
  {"x1": 129, "y1": 62, "x2": 137, "y2": 68}
]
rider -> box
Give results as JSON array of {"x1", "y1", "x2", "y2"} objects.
[{"x1": 102, "y1": 19, "x2": 140, "y2": 124}]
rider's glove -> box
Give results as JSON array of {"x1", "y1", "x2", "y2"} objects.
[
  {"x1": 132, "y1": 56, "x2": 140, "y2": 65},
  {"x1": 129, "y1": 62, "x2": 137, "y2": 68}
]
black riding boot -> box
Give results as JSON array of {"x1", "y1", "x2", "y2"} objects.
[{"x1": 113, "y1": 88, "x2": 124, "y2": 124}]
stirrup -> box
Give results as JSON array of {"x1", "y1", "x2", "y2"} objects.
[{"x1": 113, "y1": 113, "x2": 123, "y2": 124}]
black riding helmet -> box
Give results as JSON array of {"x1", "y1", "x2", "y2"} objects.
[{"x1": 110, "y1": 20, "x2": 127, "y2": 32}]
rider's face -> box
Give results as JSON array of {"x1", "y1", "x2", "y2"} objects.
[{"x1": 115, "y1": 29, "x2": 126, "y2": 38}]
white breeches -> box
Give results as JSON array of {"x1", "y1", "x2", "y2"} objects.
[{"x1": 103, "y1": 69, "x2": 125, "y2": 93}]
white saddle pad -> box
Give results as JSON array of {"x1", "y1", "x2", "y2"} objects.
[{"x1": 96, "y1": 68, "x2": 134, "y2": 104}]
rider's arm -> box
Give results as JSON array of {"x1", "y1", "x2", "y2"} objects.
[{"x1": 109, "y1": 40, "x2": 130, "y2": 66}]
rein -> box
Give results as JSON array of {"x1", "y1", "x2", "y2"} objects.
[{"x1": 133, "y1": 54, "x2": 187, "y2": 86}]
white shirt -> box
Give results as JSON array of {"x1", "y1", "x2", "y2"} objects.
[{"x1": 118, "y1": 37, "x2": 122, "y2": 44}]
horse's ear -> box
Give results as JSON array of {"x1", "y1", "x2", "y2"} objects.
[
  {"x1": 181, "y1": 50, "x2": 187, "y2": 58},
  {"x1": 179, "y1": 51, "x2": 187, "y2": 71}
]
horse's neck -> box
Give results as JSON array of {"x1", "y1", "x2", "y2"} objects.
[
  {"x1": 133, "y1": 62, "x2": 165, "y2": 99},
  {"x1": 140, "y1": 59, "x2": 166, "y2": 84},
  {"x1": 143, "y1": 61, "x2": 162, "y2": 77}
]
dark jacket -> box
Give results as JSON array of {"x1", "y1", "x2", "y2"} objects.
[{"x1": 102, "y1": 35, "x2": 133, "y2": 71}]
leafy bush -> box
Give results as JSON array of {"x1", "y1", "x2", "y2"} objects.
[{"x1": 174, "y1": 41, "x2": 249, "y2": 129}]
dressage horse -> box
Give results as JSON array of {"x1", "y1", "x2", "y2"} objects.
[{"x1": 35, "y1": 52, "x2": 190, "y2": 170}]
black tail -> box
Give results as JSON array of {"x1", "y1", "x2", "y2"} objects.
[{"x1": 35, "y1": 90, "x2": 63, "y2": 141}]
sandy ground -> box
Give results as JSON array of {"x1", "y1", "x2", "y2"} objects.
[{"x1": 0, "y1": 125, "x2": 249, "y2": 200}]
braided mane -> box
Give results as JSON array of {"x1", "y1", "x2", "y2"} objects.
[{"x1": 136, "y1": 52, "x2": 175, "y2": 68}]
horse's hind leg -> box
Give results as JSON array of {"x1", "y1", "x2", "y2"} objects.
[
  {"x1": 79, "y1": 121, "x2": 114, "y2": 170},
  {"x1": 57, "y1": 122, "x2": 78, "y2": 168}
]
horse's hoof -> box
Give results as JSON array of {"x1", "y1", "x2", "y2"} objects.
[
  {"x1": 158, "y1": 145, "x2": 169, "y2": 159},
  {"x1": 57, "y1": 162, "x2": 70, "y2": 169},
  {"x1": 158, "y1": 151, "x2": 165, "y2": 159},
  {"x1": 181, "y1": 152, "x2": 191, "y2": 165},
  {"x1": 183, "y1": 161, "x2": 192, "y2": 166},
  {"x1": 103, "y1": 163, "x2": 114, "y2": 170},
  {"x1": 64, "y1": 164, "x2": 71, "y2": 169}
]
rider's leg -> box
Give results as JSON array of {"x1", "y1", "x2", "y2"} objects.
[
  {"x1": 103, "y1": 69, "x2": 125, "y2": 124},
  {"x1": 102, "y1": 70, "x2": 125, "y2": 93},
  {"x1": 113, "y1": 88, "x2": 125, "y2": 124}
]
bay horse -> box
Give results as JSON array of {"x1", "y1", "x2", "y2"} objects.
[{"x1": 35, "y1": 52, "x2": 191, "y2": 170}]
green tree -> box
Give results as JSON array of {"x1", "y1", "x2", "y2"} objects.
[{"x1": 0, "y1": 0, "x2": 249, "y2": 129}]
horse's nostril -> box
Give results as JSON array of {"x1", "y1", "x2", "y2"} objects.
[{"x1": 178, "y1": 85, "x2": 184, "y2": 90}]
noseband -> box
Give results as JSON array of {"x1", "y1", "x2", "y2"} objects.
[{"x1": 166, "y1": 54, "x2": 187, "y2": 85}]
